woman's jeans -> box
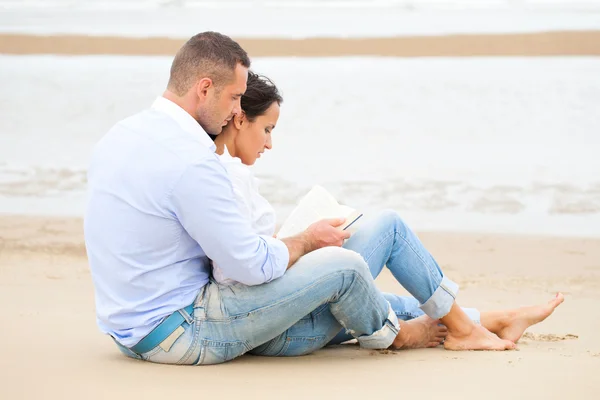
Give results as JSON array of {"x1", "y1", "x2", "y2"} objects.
[{"x1": 116, "y1": 210, "x2": 478, "y2": 364}]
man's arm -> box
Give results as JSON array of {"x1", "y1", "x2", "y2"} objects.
[
  {"x1": 171, "y1": 157, "x2": 289, "y2": 286},
  {"x1": 280, "y1": 234, "x2": 311, "y2": 269}
]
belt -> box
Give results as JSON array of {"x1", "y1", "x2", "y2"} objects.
[{"x1": 130, "y1": 304, "x2": 194, "y2": 355}]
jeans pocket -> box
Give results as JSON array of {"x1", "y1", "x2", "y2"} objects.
[
  {"x1": 275, "y1": 335, "x2": 327, "y2": 357},
  {"x1": 138, "y1": 324, "x2": 199, "y2": 365},
  {"x1": 197, "y1": 339, "x2": 249, "y2": 365}
]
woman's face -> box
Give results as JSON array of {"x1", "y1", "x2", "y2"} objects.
[{"x1": 235, "y1": 102, "x2": 280, "y2": 166}]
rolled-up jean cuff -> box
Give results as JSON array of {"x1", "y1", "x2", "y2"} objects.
[
  {"x1": 419, "y1": 276, "x2": 459, "y2": 319},
  {"x1": 357, "y1": 302, "x2": 399, "y2": 350},
  {"x1": 462, "y1": 307, "x2": 481, "y2": 325}
]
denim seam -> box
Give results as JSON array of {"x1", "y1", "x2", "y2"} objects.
[
  {"x1": 274, "y1": 338, "x2": 291, "y2": 357},
  {"x1": 259, "y1": 333, "x2": 285, "y2": 355},
  {"x1": 362, "y1": 230, "x2": 395, "y2": 267},
  {"x1": 330, "y1": 271, "x2": 394, "y2": 338},
  {"x1": 308, "y1": 303, "x2": 331, "y2": 319},
  {"x1": 196, "y1": 340, "x2": 251, "y2": 365},
  {"x1": 275, "y1": 335, "x2": 326, "y2": 357},
  {"x1": 179, "y1": 320, "x2": 202, "y2": 365},
  {"x1": 361, "y1": 228, "x2": 442, "y2": 291},
  {"x1": 394, "y1": 232, "x2": 442, "y2": 287},
  {"x1": 439, "y1": 282, "x2": 457, "y2": 300},
  {"x1": 330, "y1": 271, "x2": 385, "y2": 316},
  {"x1": 287, "y1": 335, "x2": 326, "y2": 342},
  {"x1": 396, "y1": 312, "x2": 420, "y2": 319}
]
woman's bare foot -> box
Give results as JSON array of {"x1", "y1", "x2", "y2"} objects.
[
  {"x1": 391, "y1": 315, "x2": 448, "y2": 349},
  {"x1": 490, "y1": 293, "x2": 565, "y2": 343},
  {"x1": 440, "y1": 302, "x2": 515, "y2": 351},
  {"x1": 444, "y1": 324, "x2": 516, "y2": 351}
]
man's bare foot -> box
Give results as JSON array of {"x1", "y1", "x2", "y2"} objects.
[
  {"x1": 444, "y1": 324, "x2": 516, "y2": 351},
  {"x1": 391, "y1": 315, "x2": 448, "y2": 349},
  {"x1": 494, "y1": 293, "x2": 565, "y2": 343}
]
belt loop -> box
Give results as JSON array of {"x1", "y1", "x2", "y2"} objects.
[{"x1": 178, "y1": 308, "x2": 193, "y2": 324}]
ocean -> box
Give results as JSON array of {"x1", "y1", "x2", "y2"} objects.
[
  {"x1": 1, "y1": 1, "x2": 600, "y2": 236},
  {"x1": 1, "y1": 55, "x2": 599, "y2": 236},
  {"x1": 1, "y1": 0, "x2": 600, "y2": 38}
]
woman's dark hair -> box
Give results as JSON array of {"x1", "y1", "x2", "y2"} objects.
[
  {"x1": 210, "y1": 71, "x2": 283, "y2": 141},
  {"x1": 241, "y1": 71, "x2": 283, "y2": 122}
]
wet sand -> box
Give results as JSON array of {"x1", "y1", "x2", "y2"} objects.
[{"x1": 2, "y1": 31, "x2": 600, "y2": 57}]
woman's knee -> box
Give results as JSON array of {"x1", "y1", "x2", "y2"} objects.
[{"x1": 377, "y1": 209, "x2": 409, "y2": 236}]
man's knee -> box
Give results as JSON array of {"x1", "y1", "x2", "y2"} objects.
[{"x1": 313, "y1": 247, "x2": 370, "y2": 276}]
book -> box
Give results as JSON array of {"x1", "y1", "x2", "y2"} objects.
[{"x1": 276, "y1": 185, "x2": 363, "y2": 239}]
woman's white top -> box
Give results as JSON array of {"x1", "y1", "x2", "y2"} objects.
[{"x1": 212, "y1": 146, "x2": 278, "y2": 284}]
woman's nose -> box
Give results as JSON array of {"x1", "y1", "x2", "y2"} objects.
[{"x1": 265, "y1": 136, "x2": 272, "y2": 149}]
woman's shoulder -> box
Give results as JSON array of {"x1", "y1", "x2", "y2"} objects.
[{"x1": 218, "y1": 146, "x2": 253, "y2": 184}]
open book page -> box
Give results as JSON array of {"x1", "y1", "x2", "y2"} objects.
[{"x1": 276, "y1": 185, "x2": 362, "y2": 238}]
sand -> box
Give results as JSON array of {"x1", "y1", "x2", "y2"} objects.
[
  {"x1": 1, "y1": 214, "x2": 599, "y2": 399},
  {"x1": 2, "y1": 31, "x2": 600, "y2": 57}
]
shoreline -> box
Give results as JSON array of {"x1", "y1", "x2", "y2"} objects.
[
  {"x1": 2, "y1": 31, "x2": 600, "y2": 57},
  {"x1": 2, "y1": 213, "x2": 599, "y2": 256}
]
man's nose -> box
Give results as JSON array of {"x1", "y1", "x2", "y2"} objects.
[{"x1": 232, "y1": 99, "x2": 242, "y2": 116}]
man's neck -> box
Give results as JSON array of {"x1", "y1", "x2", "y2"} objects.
[{"x1": 162, "y1": 90, "x2": 197, "y2": 120}]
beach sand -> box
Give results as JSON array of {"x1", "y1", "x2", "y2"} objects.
[
  {"x1": 1, "y1": 214, "x2": 599, "y2": 399},
  {"x1": 2, "y1": 31, "x2": 600, "y2": 57}
]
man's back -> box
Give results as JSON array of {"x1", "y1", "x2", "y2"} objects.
[{"x1": 85, "y1": 102, "x2": 214, "y2": 347}]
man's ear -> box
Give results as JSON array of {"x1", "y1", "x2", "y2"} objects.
[
  {"x1": 196, "y1": 78, "x2": 213, "y2": 101},
  {"x1": 233, "y1": 112, "x2": 246, "y2": 130}
]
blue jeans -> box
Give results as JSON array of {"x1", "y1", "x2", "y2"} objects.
[
  {"x1": 116, "y1": 210, "x2": 477, "y2": 364},
  {"x1": 117, "y1": 245, "x2": 399, "y2": 364},
  {"x1": 329, "y1": 210, "x2": 480, "y2": 345}
]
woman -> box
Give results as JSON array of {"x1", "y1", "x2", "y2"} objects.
[{"x1": 212, "y1": 71, "x2": 563, "y2": 354}]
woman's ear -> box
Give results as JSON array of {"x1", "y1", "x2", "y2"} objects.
[{"x1": 233, "y1": 111, "x2": 245, "y2": 130}]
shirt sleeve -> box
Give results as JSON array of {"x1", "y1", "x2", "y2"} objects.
[
  {"x1": 228, "y1": 170, "x2": 254, "y2": 228},
  {"x1": 170, "y1": 156, "x2": 289, "y2": 286}
]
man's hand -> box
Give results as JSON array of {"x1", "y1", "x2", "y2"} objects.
[
  {"x1": 305, "y1": 218, "x2": 351, "y2": 251},
  {"x1": 280, "y1": 218, "x2": 351, "y2": 269}
]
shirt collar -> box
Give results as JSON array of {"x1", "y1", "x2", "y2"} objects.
[
  {"x1": 221, "y1": 145, "x2": 242, "y2": 163},
  {"x1": 151, "y1": 96, "x2": 216, "y2": 152}
]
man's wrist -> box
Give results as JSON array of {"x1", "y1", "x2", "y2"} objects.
[{"x1": 299, "y1": 231, "x2": 315, "y2": 254}]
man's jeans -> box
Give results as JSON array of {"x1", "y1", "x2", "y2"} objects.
[{"x1": 116, "y1": 210, "x2": 478, "y2": 364}]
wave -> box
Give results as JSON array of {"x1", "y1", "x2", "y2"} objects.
[
  {"x1": 1, "y1": 164, "x2": 598, "y2": 216},
  {"x1": 0, "y1": 164, "x2": 87, "y2": 197}
]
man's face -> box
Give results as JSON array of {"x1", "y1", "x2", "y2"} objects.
[{"x1": 197, "y1": 64, "x2": 248, "y2": 135}]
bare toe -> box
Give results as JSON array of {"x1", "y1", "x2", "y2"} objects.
[
  {"x1": 497, "y1": 293, "x2": 565, "y2": 342},
  {"x1": 549, "y1": 292, "x2": 565, "y2": 308}
]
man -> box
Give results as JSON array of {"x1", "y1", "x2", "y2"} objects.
[{"x1": 84, "y1": 32, "x2": 513, "y2": 366}]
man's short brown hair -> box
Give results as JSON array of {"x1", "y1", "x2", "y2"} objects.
[{"x1": 167, "y1": 32, "x2": 251, "y2": 96}]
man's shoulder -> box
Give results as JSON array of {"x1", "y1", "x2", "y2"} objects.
[{"x1": 100, "y1": 109, "x2": 215, "y2": 168}]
